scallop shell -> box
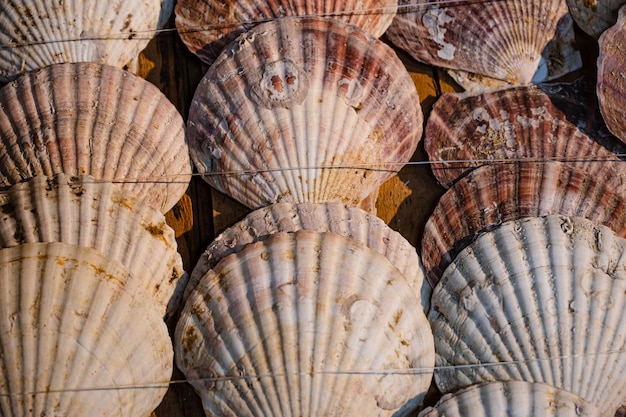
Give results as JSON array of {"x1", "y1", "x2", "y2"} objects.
[
  {"x1": 567, "y1": 0, "x2": 626, "y2": 38},
  {"x1": 419, "y1": 381, "x2": 601, "y2": 417},
  {"x1": 0, "y1": 242, "x2": 173, "y2": 416},
  {"x1": 424, "y1": 84, "x2": 626, "y2": 188},
  {"x1": 187, "y1": 16, "x2": 422, "y2": 209},
  {"x1": 0, "y1": 62, "x2": 192, "y2": 213},
  {"x1": 421, "y1": 161, "x2": 626, "y2": 287},
  {"x1": 597, "y1": 5, "x2": 626, "y2": 145},
  {"x1": 429, "y1": 215, "x2": 626, "y2": 416},
  {"x1": 0, "y1": 174, "x2": 186, "y2": 317},
  {"x1": 0, "y1": 0, "x2": 174, "y2": 81},
  {"x1": 386, "y1": 0, "x2": 569, "y2": 85},
  {"x1": 175, "y1": 0, "x2": 398, "y2": 65},
  {"x1": 175, "y1": 230, "x2": 435, "y2": 417}
]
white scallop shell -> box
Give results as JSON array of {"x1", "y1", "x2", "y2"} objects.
[
  {"x1": 419, "y1": 381, "x2": 601, "y2": 417},
  {"x1": 175, "y1": 230, "x2": 435, "y2": 417},
  {"x1": 0, "y1": 174, "x2": 186, "y2": 318},
  {"x1": 0, "y1": 242, "x2": 173, "y2": 416},
  {"x1": 429, "y1": 215, "x2": 626, "y2": 416},
  {"x1": 187, "y1": 16, "x2": 422, "y2": 209},
  {"x1": 567, "y1": 0, "x2": 626, "y2": 38},
  {"x1": 0, "y1": 62, "x2": 192, "y2": 213},
  {"x1": 0, "y1": 0, "x2": 174, "y2": 81}
]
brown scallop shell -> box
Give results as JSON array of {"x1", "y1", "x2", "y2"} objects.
[
  {"x1": 424, "y1": 84, "x2": 626, "y2": 188},
  {"x1": 0, "y1": 62, "x2": 192, "y2": 213},
  {"x1": 421, "y1": 161, "x2": 626, "y2": 287},
  {"x1": 175, "y1": 0, "x2": 398, "y2": 65}
]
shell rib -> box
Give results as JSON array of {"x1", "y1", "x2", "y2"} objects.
[
  {"x1": 175, "y1": 0, "x2": 398, "y2": 65},
  {"x1": 419, "y1": 381, "x2": 600, "y2": 417},
  {"x1": 185, "y1": 201, "x2": 424, "y2": 300},
  {"x1": 429, "y1": 215, "x2": 626, "y2": 416},
  {"x1": 424, "y1": 84, "x2": 626, "y2": 188},
  {"x1": 386, "y1": 0, "x2": 569, "y2": 85},
  {"x1": 0, "y1": 174, "x2": 186, "y2": 317},
  {"x1": 175, "y1": 230, "x2": 435, "y2": 417},
  {"x1": 421, "y1": 161, "x2": 626, "y2": 287},
  {"x1": 0, "y1": 242, "x2": 173, "y2": 416},
  {"x1": 567, "y1": 0, "x2": 626, "y2": 38},
  {"x1": 187, "y1": 16, "x2": 422, "y2": 209},
  {"x1": 598, "y1": 5, "x2": 626, "y2": 145},
  {"x1": 0, "y1": 62, "x2": 192, "y2": 213},
  {"x1": 0, "y1": 0, "x2": 174, "y2": 81}
]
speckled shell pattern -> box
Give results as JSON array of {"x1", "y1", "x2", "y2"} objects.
[
  {"x1": 429, "y1": 215, "x2": 626, "y2": 416},
  {"x1": 0, "y1": 62, "x2": 192, "y2": 213},
  {"x1": 567, "y1": 0, "x2": 626, "y2": 38},
  {"x1": 187, "y1": 16, "x2": 422, "y2": 209},
  {"x1": 386, "y1": 0, "x2": 569, "y2": 85},
  {"x1": 0, "y1": 0, "x2": 174, "y2": 81},
  {"x1": 418, "y1": 381, "x2": 601, "y2": 417},
  {"x1": 175, "y1": 230, "x2": 435, "y2": 417},
  {"x1": 598, "y1": 5, "x2": 626, "y2": 145},
  {"x1": 0, "y1": 242, "x2": 173, "y2": 416},
  {"x1": 0, "y1": 174, "x2": 186, "y2": 317},
  {"x1": 175, "y1": 0, "x2": 398, "y2": 65},
  {"x1": 185, "y1": 201, "x2": 424, "y2": 301},
  {"x1": 421, "y1": 161, "x2": 626, "y2": 287},
  {"x1": 424, "y1": 84, "x2": 626, "y2": 188}
]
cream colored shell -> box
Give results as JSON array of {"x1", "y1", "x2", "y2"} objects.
[{"x1": 176, "y1": 230, "x2": 435, "y2": 417}]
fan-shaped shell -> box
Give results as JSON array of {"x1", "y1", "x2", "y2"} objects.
[
  {"x1": 419, "y1": 381, "x2": 600, "y2": 417},
  {"x1": 386, "y1": 0, "x2": 569, "y2": 85},
  {"x1": 567, "y1": 0, "x2": 626, "y2": 38},
  {"x1": 0, "y1": 0, "x2": 174, "y2": 81},
  {"x1": 598, "y1": 5, "x2": 626, "y2": 145},
  {"x1": 421, "y1": 161, "x2": 626, "y2": 287},
  {"x1": 0, "y1": 242, "x2": 173, "y2": 416},
  {"x1": 175, "y1": 0, "x2": 398, "y2": 65},
  {"x1": 175, "y1": 230, "x2": 435, "y2": 417},
  {"x1": 0, "y1": 174, "x2": 186, "y2": 317},
  {"x1": 0, "y1": 62, "x2": 192, "y2": 213},
  {"x1": 424, "y1": 84, "x2": 626, "y2": 188},
  {"x1": 187, "y1": 16, "x2": 422, "y2": 209},
  {"x1": 429, "y1": 215, "x2": 626, "y2": 416}
]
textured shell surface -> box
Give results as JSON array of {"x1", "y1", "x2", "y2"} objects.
[
  {"x1": 187, "y1": 16, "x2": 422, "y2": 209},
  {"x1": 567, "y1": 0, "x2": 626, "y2": 38},
  {"x1": 597, "y1": 5, "x2": 626, "y2": 145},
  {"x1": 424, "y1": 83, "x2": 626, "y2": 188},
  {"x1": 0, "y1": 62, "x2": 192, "y2": 213},
  {"x1": 0, "y1": 174, "x2": 186, "y2": 318},
  {"x1": 0, "y1": 0, "x2": 174, "y2": 81},
  {"x1": 421, "y1": 161, "x2": 626, "y2": 287},
  {"x1": 175, "y1": 230, "x2": 435, "y2": 417},
  {"x1": 175, "y1": 0, "x2": 398, "y2": 65},
  {"x1": 386, "y1": 0, "x2": 569, "y2": 85},
  {"x1": 418, "y1": 381, "x2": 601, "y2": 417},
  {"x1": 0, "y1": 242, "x2": 173, "y2": 417},
  {"x1": 429, "y1": 215, "x2": 626, "y2": 416}
]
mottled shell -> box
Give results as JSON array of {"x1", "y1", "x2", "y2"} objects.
[
  {"x1": 0, "y1": 174, "x2": 186, "y2": 317},
  {"x1": 421, "y1": 161, "x2": 626, "y2": 287},
  {"x1": 175, "y1": 230, "x2": 435, "y2": 417},
  {"x1": 424, "y1": 84, "x2": 626, "y2": 188},
  {"x1": 0, "y1": 62, "x2": 192, "y2": 213},
  {"x1": 187, "y1": 16, "x2": 422, "y2": 209},
  {"x1": 0, "y1": 0, "x2": 174, "y2": 81},
  {"x1": 419, "y1": 381, "x2": 600, "y2": 417},
  {"x1": 175, "y1": 0, "x2": 398, "y2": 65},
  {"x1": 567, "y1": 0, "x2": 626, "y2": 38},
  {"x1": 0, "y1": 242, "x2": 173, "y2": 416},
  {"x1": 386, "y1": 0, "x2": 569, "y2": 85},
  {"x1": 598, "y1": 5, "x2": 626, "y2": 144},
  {"x1": 429, "y1": 215, "x2": 626, "y2": 416}
]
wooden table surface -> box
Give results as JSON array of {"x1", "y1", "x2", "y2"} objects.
[{"x1": 138, "y1": 15, "x2": 598, "y2": 417}]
